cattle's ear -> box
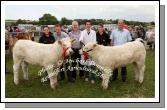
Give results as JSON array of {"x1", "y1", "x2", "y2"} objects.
[
  {"x1": 93, "y1": 43, "x2": 97, "y2": 48},
  {"x1": 58, "y1": 40, "x2": 62, "y2": 45},
  {"x1": 70, "y1": 37, "x2": 76, "y2": 44}
]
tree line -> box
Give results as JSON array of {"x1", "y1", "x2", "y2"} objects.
[{"x1": 7, "y1": 13, "x2": 155, "y2": 27}]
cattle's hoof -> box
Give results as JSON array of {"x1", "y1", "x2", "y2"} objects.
[
  {"x1": 101, "y1": 84, "x2": 108, "y2": 90},
  {"x1": 14, "y1": 81, "x2": 19, "y2": 85}
]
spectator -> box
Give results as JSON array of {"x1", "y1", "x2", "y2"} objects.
[
  {"x1": 110, "y1": 19, "x2": 132, "y2": 82},
  {"x1": 137, "y1": 25, "x2": 146, "y2": 40},
  {"x1": 96, "y1": 23, "x2": 110, "y2": 46}
]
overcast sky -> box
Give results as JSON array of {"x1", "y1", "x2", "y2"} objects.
[{"x1": 5, "y1": 5, "x2": 155, "y2": 22}]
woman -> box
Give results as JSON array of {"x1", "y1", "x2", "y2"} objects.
[
  {"x1": 39, "y1": 26, "x2": 55, "y2": 44},
  {"x1": 39, "y1": 26, "x2": 55, "y2": 83},
  {"x1": 96, "y1": 23, "x2": 110, "y2": 46}
]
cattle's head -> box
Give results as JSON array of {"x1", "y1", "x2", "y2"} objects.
[
  {"x1": 79, "y1": 42, "x2": 97, "y2": 55},
  {"x1": 57, "y1": 37, "x2": 76, "y2": 57}
]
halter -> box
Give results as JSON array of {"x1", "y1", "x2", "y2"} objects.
[
  {"x1": 82, "y1": 48, "x2": 93, "y2": 61},
  {"x1": 62, "y1": 47, "x2": 69, "y2": 60}
]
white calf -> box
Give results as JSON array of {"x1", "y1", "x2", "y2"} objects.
[
  {"x1": 79, "y1": 38, "x2": 146, "y2": 89},
  {"x1": 13, "y1": 37, "x2": 75, "y2": 89}
]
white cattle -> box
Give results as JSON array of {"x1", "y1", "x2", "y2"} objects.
[
  {"x1": 13, "y1": 37, "x2": 75, "y2": 89},
  {"x1": 79, "y1": 38, "x2": 146, "y2": 89},
  {"x1": 145, "y1": 29, "x2": 155, "y2": 49}
]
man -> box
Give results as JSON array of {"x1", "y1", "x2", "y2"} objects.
[
  {"x1": 96, "y1": 23, "x2": 110, "y2": 46},
  {"x1": 69, "y1": 21, "x2": 84, "y2": 80},
  {"x1": 54, "y1": 23, "x2": 74, "y2": 82},
  {"x1": 54, "y1": 24, "x2": 69, "y2": 40},
  {"x1": 79, "y1": 20, "x2": 96, "y2": 84},
  {"x1": 110, "y1": 19, "x2": 132, "y2": 82}
]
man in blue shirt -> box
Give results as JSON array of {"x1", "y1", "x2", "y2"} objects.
[{"x1": 110, "y1": 19, "x2": 132, "y2": 82}]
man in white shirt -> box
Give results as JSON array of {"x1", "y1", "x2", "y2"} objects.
[
  {"x1": 110, "y1": 19, "x2": 132, "y2": 82},
  {"x1": 79, "y1": 20, "x2": 96, "y2": 84}
]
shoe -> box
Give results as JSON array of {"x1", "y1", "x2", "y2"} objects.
[
  {"x1": 91, "y1": 80, "x2": 95, "y2": 84},
  {"x1": 85, "y1": 78, "x2": 89, "y2": 82}
]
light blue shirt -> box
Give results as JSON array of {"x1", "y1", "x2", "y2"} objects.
[
  {"x1": 53, "y1": 31, "x2": 69, "y2": 41},
  {"x1": 110, "y1": 28, "x2": 132, "y2": 46}
]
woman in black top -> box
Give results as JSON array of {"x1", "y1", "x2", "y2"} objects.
[
  {"x1": 96, "y1": 24, "x2": 110, "y2": 46},
  {"x1": 39, "y1": 26, "x2": 55, "y2": 44},
  {"x1": 38, "y1": 26, "x2": 55, "y2": 83}
]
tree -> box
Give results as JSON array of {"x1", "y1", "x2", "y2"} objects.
[
  {"x1": 150, "y1": 21, "x2": 155, "y2": 25},
  {"x1": 39, "y1": 13, "x2": 58, "y2": 25},
  {"x1": 15, "y1": 19, "x2": 27, "y2": 25},
  {"x1": 61, "y1": 17, "x2": 69, "y2": 25}
]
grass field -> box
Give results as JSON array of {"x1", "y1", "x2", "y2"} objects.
[{"x1": 5, "y1": 50, "x2": 155, "y2": 98}]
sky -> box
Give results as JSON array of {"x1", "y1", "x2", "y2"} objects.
[{"x1": 5, "y1": 5, "x2": 155, "y2": 22}]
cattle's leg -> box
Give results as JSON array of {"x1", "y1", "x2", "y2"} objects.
[
  {"x1": 133, "y1": 62, "x2": 139, "y2": 81},
  {"x1": 101, "y1": 68, "x2": 112, "y2": 90},
  {"x1": 46, "y1": 65, "x2": 58, "y2": 89},
  {"x1": 13, "y1": 58, "x2": 22, "y2": 85},
  {"x1": 21, "y1": 61, "x2": 29, "y2": 80},
  {"x1": 137, "y1": 62, "x2": 145, "y2": 83}
]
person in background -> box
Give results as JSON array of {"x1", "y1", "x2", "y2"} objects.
[
  {"x1": 110, "y1": 19, "x2": 132, "y2": 82},
  {"x1": 79, "y1": 20, "x2": 96, "y2": 84},
  {"x1": 137, "y1": 25, "x2": 146, "y2": 40},
  {"x1": 96, "y1": 23, "x2": 110, "y2": 46},
  {"x1": 69, "y1": 21, "x2": 84, "y2": 80}
]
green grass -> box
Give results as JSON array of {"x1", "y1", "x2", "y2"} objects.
[{"x1": 5, "y1": 50, "x2": 155, "y2": 98}]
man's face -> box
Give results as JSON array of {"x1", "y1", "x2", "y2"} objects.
[
  {"x1": 118, "y1": 20, "x2": 124, "y2": 29},
  {"x1": 55, "y1": 26, "x2": 61, "y2": 33},
  {"x1": 85, "y1": 22, "x2": 91, "y2": 30},
  {"x1": 72, "y1": 23, "x2": 79, "y2": 31}
]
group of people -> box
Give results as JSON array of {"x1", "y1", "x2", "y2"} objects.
[{"x1": 38, "y1": 19, "x2": 132, "y2": 84}]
